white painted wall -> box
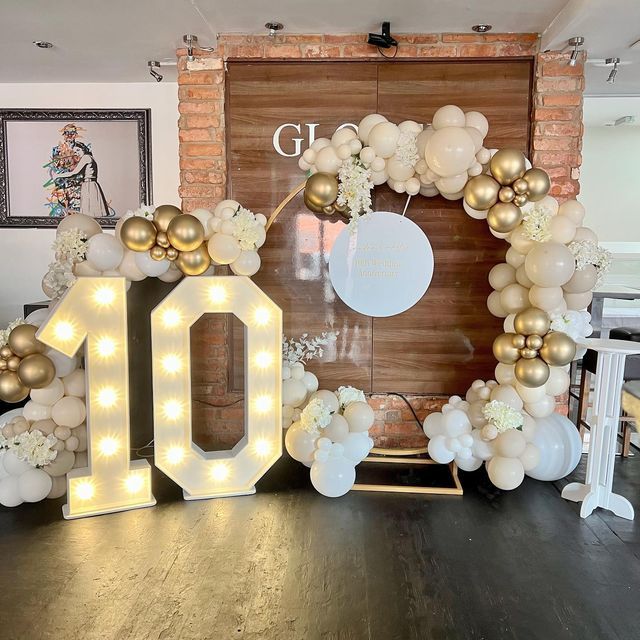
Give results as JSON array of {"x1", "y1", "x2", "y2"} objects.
[{"x1": 0, "y1": 83, "x2": 179, "y2": 325}]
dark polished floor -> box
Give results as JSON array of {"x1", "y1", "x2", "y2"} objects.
[{"x1": 1, "y1": 451, "x2": 639, "y2": 640}]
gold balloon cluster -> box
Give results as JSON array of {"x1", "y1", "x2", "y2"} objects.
[
  {"x1": 0, "y1": 325, "x2": 55, "y2": 403},
  {"x1": 493, "y1": 307, "x2": 576, "y2": 388},
  {"x1": 303, "y1": 173, "x2": 348, "y2": 218},
  {"x1": 464, "y1": 149, "x2": 551, "y2": 233},
  {"x1": 120, "y1": 205, "x2": 211, "y2": 276}
]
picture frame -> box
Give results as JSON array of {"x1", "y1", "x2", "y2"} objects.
[{"x1": 0, "y1": 109, "x2": 152, "y2": 228}]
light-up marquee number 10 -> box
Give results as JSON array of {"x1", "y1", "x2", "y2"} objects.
[{"x1": 37, "y1": 276, "x2": 282, "y2": 519}]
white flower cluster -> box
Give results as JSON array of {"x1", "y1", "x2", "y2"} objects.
[
  {"x1": 299, "y1": 397, "x2": 333, "y2": 434},
  {"x1": 482, "y1": 400, "x2": 524, "y2": 433},
  {"x1": 522, "y1": 205, "x2": 553, "y2": 242},
  {"x1": 395, "y1": 131, "x2": 419, "y2": 168},
  {"x1": 282, "y1": 332, "x2": 337, "y2": 366},
  {"x1": 337, "y1": 157, "x2": 374, "y2": 227},
  {"x1": 337, "y1": 385, "x2": 366, "y2": 412},
  {"x1": 0, "y1": 317, "x2": 26, "y2": 348},
  {"x1": 52, "y1": 229, "x2": 88, "y2": 263},
  {"x1": 42, "y1": 260, "x2": 77, "y2": 299},
  {"x1": 231, "y1": 207, "x2": 264, "y2": 251},
  {"x1": 568, "y1": 240, "x2": 612, "y2": 284},
  {"x1": 550, "y1": 310, "x2": 592, "y2": 342},
  {"x1": 7, "y1": 429, "x2": 58, "y2": 468},
  {"x1": 123, "y1": 204, "x2": 155, "y2": 220}
]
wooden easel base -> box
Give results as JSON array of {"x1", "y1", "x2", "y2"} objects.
[{"x1": 351, "y1": 447, "x2": 463, "y2": 495}]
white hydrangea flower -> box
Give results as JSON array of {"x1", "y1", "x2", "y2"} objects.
[
  {"x1": 9, "y1": 429, "x2": 58, "y2": 467},
  {"x1": 53, "y1": 229, "x2": 88, "y2": 263},
  {"x1": 231, "y1": 206, "x2": 263, "y2": 250},
  {"x1": 521, "y1": 204, "x2": 553, "y2": 242},
  {"x1": 337, "y1": 157, "x2": 374, "y2": 229},
  {"x1": 337, "y1": 385, "x2": 366, "y2": 411},
  {"x1": 0, "y1": 317, "x2": 26, "y2": 348},
  {"x1": 550, "y1": 310, "x2": 593, "y2": 342},
  {"x1": 42, "y1": 259, "x2": 77, "y2": 299},
  {"x1": 395, "y1": 131, "x2": 419, "y2": 168},
  {"x1": 482, "y1": 400, "x2": 524, "y2": 433},
  {"x1": 568, "y1": 240, "x2": 612, "y2": 285},
  {"x1": 300, "y1": 397, "x2": 333, "y2": 434},
  {"x1": 123, "y1": 204, "x2": 155, "y2": 220}
]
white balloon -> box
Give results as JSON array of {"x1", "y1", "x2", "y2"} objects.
[
  {"x1": 284, "y1": 423, "x2": 317, "y2": 464},
  {"x1": 487, "y1": 456, "x2": 525, "y2": 490},
  {"x1": 442, "y1": 409, "x2": 471, "y2": 438},
  {"x1": 282, "y1": 379, "x2": 308, "y2": 408},
  {"x1": 310, "y1": 457, "x2": 356, "y2": 497},
  {"x1": 25, "y1": 308, "x2": 51, "y2": 327},
  {"x1": 230, "y1": 250, "x2": 261, "y2": 276},
  {"x1": 30, "y1": 377, "x2": 65, "y2": 406},
  {"x1": 18, "y1": 468, "x2": 52, "y2": 503},
  {"x1": 456, "y1": 455, "x2": 483, "y2": 472},
  {"x1": 208, "y1": 234, "x2": 241, "y2": 265},
  {"x1": 423, "y1": 412, "x2": 444, "y2": 438},
  {"x1": 0, "y1": 476, "x2": 23, "y2": 507},
  {"x1": 524, "y1": 395, "x2": 556, "y2": 418},
  {"x1": 490, "y1": 384, "x2": 524, "y2": 411},
  {"x1": 86, "y1": 233, "x2": 124, "y2": 272},
  {"x1": 158, "y1": 266, "x2": 183, "y2": 283},
  {"x1": 3, "y1": 450, "x2": 32, "y2": 476},
  {"x1": 341, "y1": 432, "x2": 372, "y2": 463},
  {"x1": 428, "y1": 434, "x2": 456, "y2": 464},
  {"x1": 118, "y1": 250, "x2": 148, "y2": 282},
  {"x1": 545, "y1": 367, "x2": 570, "y2": 396},
  {"x1": 23, "y1": 401, "x2": 52, "y2": 422},
  {"x1": 301, "y1": 371, "x2": 319, "y2": 393},
  {"x1": 191, "y1": 208, "x2": 214, "y2": 238},
  {"x1": 357, "y1": 114, "x2": 388, "y2": 145},
  {"x1": 51, "y1": 396, "x2": 86, "y2": 428},
  {"x1": 63, "y1": 369, "x2": 86, "y2": 397},
  {"x1": 134, "y1": 251, "x2": 170, "y2": 277},
  {"x1": 432, "y1": 105, "x2": 466, "y2": 129}
]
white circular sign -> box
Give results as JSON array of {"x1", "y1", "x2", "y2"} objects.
[{"x1": 329, "y1": 211, "x2": 434, "y2": 317}]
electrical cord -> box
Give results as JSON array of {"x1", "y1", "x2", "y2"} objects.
[
  {"x1": 377, "y1": 45, "x2": 398, "y2": 59},
  {"x1": 369, "y1": 391, "x2": 423, "y2": 429}
]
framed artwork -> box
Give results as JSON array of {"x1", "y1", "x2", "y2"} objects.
[{"x1": 0, "y1": 109, "x2": 152, "y2": 228}]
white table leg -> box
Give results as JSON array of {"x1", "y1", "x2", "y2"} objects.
[{"x1": 561, "y1": 350, "x2": 635, "y2": 520}]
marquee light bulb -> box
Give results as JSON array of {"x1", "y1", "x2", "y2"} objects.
[
  {"x1": 75, "y1": 481, "x2": 95, "y2": 500},
  {"x1": 254, "y1": 438, "x2": 272, "y2": 458},
  {"x1": 97, "y1": 386, "x2": 118, "y2": 408},
  {"x1": 167, "y1": 446, "x2": 185, "y2": 465},
  {"x1": 253, "y1": 306, "x2": 271, "y2": 326},
  {"x1": 54, "y1": 320, "x2": 75, "y2": 341},
  {"x1": 98, "y1": 436, "x2": 119, "y2": 456},
  {"x1": 163, "y1": 400, "x2": 183, "y2": 421},
  {"x1": 254, "y1": 394, "x2": 273, "y2": 414},
  {"x1": 208, "y1": 285, "x2": 227, "y2": 303},
  {"x1": 211, "y1": 463, "x2": 230, "y2": 481},
  {"x1": 93, "y1": 286, "x2": 116, "y2": 307},
  {"x1": 125, "y1": 474, "x2": 145, "y2": 494},
  {"x1": 96, "y1": 336, "x2": 116, "y2": 358},
  {"x1": 162, "y1": 308, "x2": 182, "y2": 328},
  {"x1": 161, "y1": 354, "x2": 182, "y2": 374},
  {"x1": 254, "y1": 350, "x2": 274, "y2": 369}
]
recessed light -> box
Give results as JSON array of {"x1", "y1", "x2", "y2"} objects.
[
  {"x1": 265, "y1": 22, "x2": 284, "y2": 37},
  {"x1": 472, "y1": 24, "x2": 492, "y2": 33},
  {"x1": 33, "y1": 40, "x2": 54, "y2": 49}
]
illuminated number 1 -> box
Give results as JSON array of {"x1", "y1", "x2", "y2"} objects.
[{"x1": 38, "y1": 277, "x2": 155, "y2": 519}]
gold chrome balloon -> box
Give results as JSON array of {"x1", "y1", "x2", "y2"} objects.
[
  {"x1": 322, "y1": 205, "x2": 336, "y2": 215},
  {"x1": 0, "y1": 345, "x2": 12, "y2": 360},
  {"x1": 18, "y1": 354, "x2": 55, "y2": 389},
  {"x1": 0, "y1": 360, "x2": 6, "y2": 371},
  {"x1": 303, "y1": 192, "x2": 325, "y2": 214},
  {"x1": 526, "y1": 334, "x2": 544, "y2": 350},
  {"x1": 512, "y1": 178, "x2": 528, "y2": 195},
  {"x1": 493, "y1": 333, "x2": 521, "y2": 365},
  {"x1": 463, "y1": 174, "x2": 500, "y2": 210},
  {"x1": 7, "y1": 356, "x2": 20, "y2": 371},
  {"x1": 120, "y1": 217, "x2": 157, "y2": 252},
  {"x1": 487, "y1": 202, "x2": 522, "y2": 233},
  {"x1": 8, "y1": 324, "x2": 43, "y2": 357},
  {"x1": 515, "y1": 357, "x2": 550, "y2": 388},
  {"x1": 513, "y1": 194, "x2": 528, "y2": 207},
  {"x1": 523, "y1": 168, "x2": 551, "y2": 202},
  {"x1": 490, "y1": 149, "x2": 527, "y2": 186},
  {"x1": 175, "y1": 245, "x2": 211, "y2": 276},
  {"x1": 519, "y1": 348, "x2": 538, "y2": 360},
  {"x1": 153, "y1": 205, "x2": 183, "y2": 232},
  {"x1": 150, "y1": 245, "x2": 167, "y2": 261},
  {"x1": 539, "y1": 331, "x2": 576, "y2": 366},
  {"x1": 0, "y1": 371, "x2": 29, "y2": 403},
  {"x1": 512, "y1": 334, "x2": 526, "y2": 349},
  {"x1": 304, "y1": 173, "x2": 339, "y2": 210},
  {"x1": 514, "y1": 307, "x2": 551, "y2": 336},
  {"x1": 498, "y1": 186, "x2": 515, "y2": 203},
  {"x1": 166, "y1": 214, "x2": 205, "y2": 252},
  {"x1": 166, "y1": 247, "x2": 179, "y2": 261},
  {"x1": 156, "y1": 231, "x2": 170, "y2": 249}
]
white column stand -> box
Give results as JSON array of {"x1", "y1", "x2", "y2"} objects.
[{"x1": 562, "y1": 338, "x2": 640, "y2": 520}]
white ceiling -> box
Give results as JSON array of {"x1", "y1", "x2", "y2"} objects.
[
  {"x1": 583, "y1": 96, "x2": 640, "y2": 127},
  {"x1": 1, "y1": 0, "x2": 639, "y2": 95}
]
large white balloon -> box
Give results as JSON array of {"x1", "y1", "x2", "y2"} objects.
[
  {"x1": 284, "y1": 423, "x2": 317, "y2": 464},
  {"x1": 134, "y1": 251, "x2": 170, "y2": 278},
  {"x1": 18, "y1": 468, "x2": 53, "y2": 502},
  {"x1": 0, "y1": 476, "x2": 23, "y2": 507},
  {"x1": 86, "y1": 233, "x2": 124, "y2": 272},
  {"x1": 310, "y1": 457, "x2": 356, "y2": 497}
]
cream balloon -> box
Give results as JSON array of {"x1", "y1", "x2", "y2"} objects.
[
  {"x1": 506, "y1": 247, "x2": 525, "y2": 268},
  {"x1": 86, "y1": 233, "x2": 124, "y2": 272},
  {"x1": 416, "y1": 128, "x2": 434, "y2": 157},
  {"x1": 464, "y1": 111, "x2": 489, "y2": 137},
  {"x1": 490, "y1": 384, "x2": 524, "y2": 411},
  {"x1": 524, "y1": 242, "x2": 575, "y2": 287},
  {"x1": 488, "y1": 263, "x2": 516, "y2": 291},
  {"x1": 548, "y1": 215, "x2": 577, "y2": 244},
  {"x1": 343, "y1": 401, "x2": 374, "y2": 433},
  {"x1": 191, "y1": 208, "x2": 215, "y2": 238},
  {"x1": 487, "y1": 456, "x2": 525, "y2": 490},
  {"x1": 22, "y1": 401, "x2": 52, "y2": 422},
  {"x1": 208, "y1": 234, "x2": 241, "y2": 265},
  {"x1": 545, "y1": 367, "x2": 570, "y2": 396},
  {"x1": 562, "y1": 265, "x2": 597, "y2": 294},
  {"x1": 30, "y1": 377, "x2": 64, "y2": 406},
  {"x1": 73, "y1": 261, "x2": 101, "y2": 277},
  {"x1": 495, "y1": 363, "x2": 516, "y2": 385},
  {"x1": 515, "y1": 265, "x2": 534, "y2": 288},
  {"x1": 564, "y1": 291, "x2": 593, "y2": 311},
  {"x1": 282, "y1": 379, "x2": 307, "y2": 408},
  {"x1": 509, "y1": 226, "x2": 535, "y2": 255},
  {"x1": 520, "y1": 443, "x2": 541, "y2": 472},
  {"x1": 494, "y1": 429, "x2": 527, "y2": 458},
  {"x1": 529, "y1": 285, "x2": 565, "y2": 313},
  {"x1": 573, "y1": 227, "x2": 598, "y2": 243},
  {"x1": 368, "y1": 121, "x2": 400, "y2": 159},
  {"x1": 56, "y1": 213, "x2": 102, "y2": 239},
  {"x1": 45, "y1": 348, "x2": 77, "y2": 378},
  {"x1": 310, "y1": 390, "x2": 340, "y2": 414},
  {"x1": 158, "y1": 266, "x2": 184, "y2": 283},
  {"x1": 424, "y1": 127, "x2": 475, "y2": 177},
  {"x1": 487, "y1": 291, "x2": 508, "y2": 318},
  {"x1": 432, "y1": 105, "x2": 466, "y2": 129},
  {"x1": 463, "y1": 200, "x2": 488, "y2": 220},
  {"x1": 230, "y1": 250, "x2": 261, "y2": 277},
  {"x1": 515, "y1": 381, "x2": 546, "y2": 404},
  {"x1": 324, "y1": 414, "x2": 350, "y2": 442},
  {"x1": 558, "y1": 199, "x2": 585, "y2": 225},
  {"x1": 331, "y1": 127, "x2": 357, "y2": 147},
  {"x1": 51, "y1": 396, "x2": 86, "y2": 428},
  {"x1": 43, "y1": 449, "x2": 75, "y2": 477},
  {"x1": 315, "y1": 145, "x2": 343, "y2": 175},
  {"x1": 524, "y1": 394, "x2": 556, "y2": 418},
  {"x1": 118, "y1": 250, "x2": 148, "y2": 281},
  {"x1": 499, "y1": 283, "x2": 530, "y2": 315},
  {"x1": 357, "y1": 114, "x2": 388, "y2": 144}
]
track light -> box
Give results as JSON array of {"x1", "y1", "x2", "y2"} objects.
[
  {"x1": 606, "y1": 57, "x2": 620, "y2": 84},
  {"x1": 567, "y1": 36, "x2": 584, "y2": 66},
  {"x1": 265, "y1": 22, "x2": 284, "y2": 37},
  {"x1": 148, "y1": 61, "x2": 162, "y2": 82},
  {"x1": 183, "y1": 34, "x2": 215, "y2": 62},
  {"x1": 368, "y1": 21, "x2": 398, "y2": 49}
]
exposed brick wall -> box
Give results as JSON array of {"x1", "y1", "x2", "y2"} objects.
[{"x1": 178, "y1": 33, "x2": 584, "y2": 449}]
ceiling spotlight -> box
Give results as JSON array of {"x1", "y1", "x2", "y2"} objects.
[
  {"x1": 148, "y1": 61, "x2": 163, "y2": 83},
  {"x1": 183, "y1": 34, "x2": 215, "y2": 62},
  {"x1": 606, "y1": 57, "x2": 621, "y2": 84},
  {"x1": 33, "y1": 40, "x2": 53, "y2": 49},
  {"x1": 568, "y1": 36, "x2": 584, "y2": 66},
  {"x1": 472, "y1": 24, "x2": 492, "y2": 33},
  {"x1": 265, "y1": 22, "x2": 284, "y2": 37},
  {"x1": 614, "y1": 115, "x2": 635, "y2": 126}
]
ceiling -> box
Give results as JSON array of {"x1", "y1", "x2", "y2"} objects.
[
  {"x1": 583, "y1": 96, "x2": 640, "y2": 127},
  {"x1": 1, "y1": 0, "x2": 639, "y2": 94}
]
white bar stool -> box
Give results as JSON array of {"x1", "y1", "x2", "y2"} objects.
[{"x1": 562, "y1": 338, "x2": 640, "y2": 520}]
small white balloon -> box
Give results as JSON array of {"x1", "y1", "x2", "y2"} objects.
[
  {"x1": 86, "y1": 233, "x2": 124, "y2": 272},
  {"x1": 30, "y1": 377, "x2": 65, "y2": 406},
  {"x1": 45, "y1": 348, "x2": 78, "y2": 378},
  {"x1": 18, "y1": 468, "x2": 53, "y2": 503},
  {"x1": 63, "y1": 369, "x2": 86, "y2": 398},
  {"x1": 134, "y1": 251, "x2": 170, "y2": 277}
]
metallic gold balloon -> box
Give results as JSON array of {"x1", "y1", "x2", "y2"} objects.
[
  {"x1": 0, "y1": 360, "x2": 6, "y2": 371},
  {"x1": 18, "y1": 354, "x2": 55, "y2": 389},
  {"x1": 514, "y1": 307, "x2": 551, "y2": 337},
  {"x1": 153, "y1": 205, "x2": 183, "y2": 232},
  {"x1": 513, "y1": 194, "x2": 528, "y2": 207},
  {"x1": 0, "y1": 346, "x2": 12, "y2": 359},
  {"x1": 526, "y1": 334, "x2": 544, "y2": 350},
  {"x1": 512, "y1": 178, "x2": 528, "y2": 195},
  {"x1": 493, "y1": 333, "x2": 521, "y2": 365},
  {"x1": 523, "y1": 168, "x2": 550, "y2": 202},
  {"x1": 322, "y1": 205, "x2": 336, "y2": 215},
  {"x1": 515, "y1": 357, "x2": 550, "y2": 388},
  {"x1": 463, "y1": 174, "x2": 500, "y2": 210},
  {"x1": 512, "y1": 334, "x2": 526, "y2": 349},
  {"x1": 303, "y1": 193, "x2": 324, "y2": 214},
  {"x1": 304, "y1": 173, "x2": 339, "y2": 209},
  {"x1": 487, "y1": 202, "x2": 522, "y2": 233},
  {"x1": 175, "y1": 245, "x2": 211, "y2": 276},
  {"x1": 121, "y1": 216, "x2": 157, "y2": 252},
  {"x1": 539, "y1": 331, "x2": 576, "y2": 367},
  {"x1": 156, "y1": 231, "x2": 170, "y2": 249},
  {"x1": 334, "y1": 202, "x2": 348, "y2": 213},
  {"x1": 166, "y1": 214, "x2": 205, "y2": 252},
  {"x1": 150, "y1": 246, "x2": 167, "y2": 261},
  {"x1": 7, "y1": 356, "x2": 20, "y2": 372},
  {"x1": 8, "y1": 324, "x2": 44, "y2": 357},
  {"x1": 519, "y1": 348, "x2": 538, "y2": 360},
  {"x1": 490, "y1": 149, "x2": 527, "y2": 186},
  {"x1": 0, "y1": 371, "x2": 29, "y2": 403},
  {"x1": 166, "y1": 247, "x2": 179, "y2": 261},
  {"x1": 498, "y1": 186, "x2": 515, "y2": 203}
]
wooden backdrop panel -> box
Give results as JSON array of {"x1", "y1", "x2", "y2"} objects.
[{"x1": 226, "y1": 60, "x2": 533, "y2": 395}]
